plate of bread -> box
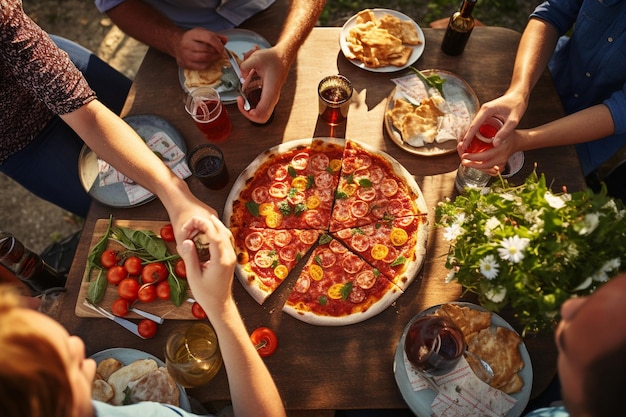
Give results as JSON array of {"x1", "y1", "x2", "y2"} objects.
[
  {"x1": 91, "y1": 347, "x2": 191, "y2": 411},
  {"x1": 179, "y1": 29, "x2": 270, "y2": 103},
  {"x1": 393, "y1": 302, "x2": 532, "y2": 417},
  {"x1": 340, "y1": 9, "x2": 425, "y2": 72}
]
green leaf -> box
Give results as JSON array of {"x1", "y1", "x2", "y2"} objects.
[
  {"x1": 340, "y1": 282, "x2": 353, "y2": 301},
  {"x1": 87, "y1": 269, "x2": 108, "y2": 304},
  {"x1": 245, "y1": 201, "x2": 260, "y2": 217},
  {"x1": 168, "y1": 272, "x2": 187, "y2": 307},
  {"x1": 410, "y1": 66, "x2": 446, "y2": 97},
  {"x1": 132, "y1": 229, "x2": 167, "y2": 259},
  {"x1": 318, "y1": 296, "x2": 328, "y2": 306},
  {"x1": 288, "y1": 165, "x2": 297, "y2": 178},
  {"x1": 318, "y1": 234, "x2": 332, "y2": 245},
  {"x1": 391, "y1": 256, "x2": 407, "y2": 267},
  {"x1": 86, "y1": 215, "x2": 114, "y2": 280},
  {"x1": 358, "y1": 178, "x2": 372, "y2": 188},
  {"x1": 294, "y1": 203, "x2": 307, "y2": 216},
  {"x1": 279, "y1": 201, "x2": 292, "y2": 216}
]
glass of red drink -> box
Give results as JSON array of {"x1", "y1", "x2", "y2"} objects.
[
  {"x1": 465, "y1": 116, "x2": 504, "y2": 154},
  {"x1": 186, "y1": 144, "x2": 230, "y2": 190},
  {"x1": 185, "y1": 87, "x2": 232, "y2": 142},
  {"x1": 318, "y1": 74, "x2": 353, "y2": 126},
  {"x1": 404, "y1": 314, "x2": 466, "y2": 376}
]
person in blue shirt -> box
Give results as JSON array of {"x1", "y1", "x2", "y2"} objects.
[
  {"x1": 0, "y1": 214, "x2": 286, "y2": 417},
  {"x1": 95, "y1": 0, "x2": 326, "y2": 125},
  {"x1": 459, "y1": 0, "x2": 626, "y2": 201}
]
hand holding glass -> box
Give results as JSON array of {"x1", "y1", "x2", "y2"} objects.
[{"x1": 185, "y1": 87, "x2": 232, "y2": 142}]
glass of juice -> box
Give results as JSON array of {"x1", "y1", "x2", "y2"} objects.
[
  {"x1": 185, "y1": 87, "x2": 232, "y2": 142},
  {"x1": 404, "y1": 314, "x2": 466, "y2": 376},
  {"x1": 318, "y1": 74, "x2": 353, "y2": 126},
  {"x1": 465, "y1": 116, "x2": 504, "y2": 154},
  {"x1": 186, "y1": 144, "x2": 230, "y2": 190},
  {"x1": 165, "y1": 322, "x2": 223, "y2": 388}
]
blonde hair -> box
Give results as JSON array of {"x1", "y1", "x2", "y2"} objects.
[{"x1": 0, "y1": 286, "x2": 74, "y2": 417}]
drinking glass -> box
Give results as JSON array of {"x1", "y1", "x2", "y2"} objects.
[
  {"x1": 184, "y1": 87, "x2": 232, "y2": 142},
  {"x1": 186, "y1": 144, "x2": 230, "y2": 190},
  {"x1": 165, "y1": 322, "x2": 223, "y2": 388},
  {"x1": 318, "y1": 74, "x2": 353, "y2": 126},
  {"x1": 404, "y1": 314, "x2": 466, "y2": 376}
]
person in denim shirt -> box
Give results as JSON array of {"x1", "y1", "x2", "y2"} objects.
[{"x1": 459, "y1": 0, "x2": 626, "y2": 201}]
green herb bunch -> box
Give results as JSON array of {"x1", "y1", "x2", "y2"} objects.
[{"x1": 436, "y1": 170, "x2": 626, "y2": 334}]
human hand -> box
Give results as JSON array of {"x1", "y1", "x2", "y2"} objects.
[
  {"x1": 175, "y1": 28, "x2": 227, "y2": 70},
  {"x1": 237, "y1": 46, "x2": 288, "y2": 123},
  {"x1": 458, "y1": 129, "x2": 524, "y2": 175},
  {"x1": 176, "y1": 215, "x2": 236, "y2": 313}
]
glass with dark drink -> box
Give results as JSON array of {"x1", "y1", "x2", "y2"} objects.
[
  {"x1": 187, "y1": 144, "x2": 230, "y2": 190},
  {"x1": 318, "y1": 74, "x2": 353, "y2": 126},
  {"x1": 185, "y1": 87, "x2": 232, "y2": 142},
  {"x1": 404, "y1": 314, "x2": 466, "y2": 376}
]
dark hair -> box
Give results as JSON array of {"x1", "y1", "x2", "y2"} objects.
[{"x1": 583, "y1": 338, "x2": 626, "y2": 416}]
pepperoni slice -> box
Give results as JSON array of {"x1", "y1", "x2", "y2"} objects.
[
  {"x1": 369, "y1": 166, "x2": 385, "y2": 183},
  {"x1": 371, "y1": 202, "x2": 389, "y2": 219},
  {"x1": 316, "y1": 188, "x2": 333, "y2": 202},
  {"x1": 329, "y1": 239, "x2": 348, "y2": 254},
  {"x1": 387, "y1": 199, "x2": 404, "y2": 216},
  {"x1": 355, "y1": 270, "x2": 376, "y2": 289},
  {"x1": 348, "y1": 286, "x2": 366, "y2": 304},
  {"x1": 309, "y1": 153, "x2": 330, "y2": 171},
  {"x1": 273, "y1": 230, "x2": 292, "y2": 247},
  {"x1": 350, "y1": 200, "x2": 369, "y2": 218},
  {"x1": 350, "y1": 233, "x2": 370, "y2": 252},
  {"x1": 342, "y1": 253, "x2": 364, "y2": 274},
  {"x1": 287, "y1": 190, "x2": 305, "y2": 205},
  {"x1": 382, "y1": 246, "x2": 399, "y2": 264},
  {"x1": 254, "y1": 250, "x2": 275, "y2": 268},
  {"x1": 332, "y1": 203, "x2": 351, "y2": 222},
  {"x1": 353, "y1": 168, "x2": 371, "y2": 183},
  {"x1": 355, "y1": 154, "x2": 372, "y2": 169},
  {"x1": 251, "y1": 186, "x2": 269, "y2": 204},
  {"x1": 304, "y1": 210, "x2": 325, "y2": 228},
  {"x1": 357, "y1": 187, "x2": 377, "y2": 202},
  {"x1": 315, "y1": 171, "x2": 334, "y2": 190},
  {"x1": 317, "y1": 249, "x2": 337, "y2": 268},
  {"x1": 294, "y1": 276, "x2": 310, "y2": 293},
  {"x1": 244, "y1": 231, "x2": 264, "y2": 252},
  {"x1": 279, "y1": 246, "x2": 298, "y2": 262},
  {"x1": 269, "y1": 182, "x2": 289, "y2": 198},
  {"x1": 299, "y1": 230, "x2": 320, "y2": 245},
  {"x1": 334, "y1": 228, "x2": 353, "y2": 240},
  {"x1": 341, "y1": 156, "x2": 359, "y2": 174},
  {"x1": 381, "y1": 178, "x2": 399, "y2": 197},
  {"x1": 291, "y1": 152, "x2": 309, "y2": 171},
  {"x1": 267, "y1": 164, "x2": 288, "y2": 181}
]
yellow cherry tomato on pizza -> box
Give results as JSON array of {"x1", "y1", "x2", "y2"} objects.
[
  {"x1": 389, "y1": 228, "x2": 409, "y2": 246},
  {"x1": 309, "y1": 264, "x2": 324, "y2": 281},
  {"x1": 371, "y1": 244, "x2": 389, "y2": 260},
  {"x1": 328, "y1": 283, "x2": 346, "y2": 300},
  {"x1": 265, "y1": 211, "x2": 283, "y2": 228},
  {"x1": 329, "y1": 159, "x2": 342, "y2": 172},
  {"x1": 274, "y1": 264, "x2": 289, "y2": 280},
  {"x1": 250, "y1": 327, "x2": 278, "y2": 358},
  {"x1": 291, "y1": 176, "x2": 308, "y2": 192},
  {"x1": 343, "y1": 183, "x2": 357, "y2": 196},
  {"x1": 259, "y1": 202, "x2": 275, "y2": 216},
  {"x1": 306, "y1": 195, "x2": 321, "y2": 209}
]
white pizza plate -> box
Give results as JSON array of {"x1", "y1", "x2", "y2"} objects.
[
  {"x1": 385, "y1": 69, "x2": 480, "y2": 157},
  {"x1": 78, "y1": 114, "x2": 186, "y2": 208},
  {"x1": 90, "y1": 347, "x2": 191, "y2": 411},
  {"x1": 340, "y1": 8, "x2": 425, "y2": 73},
  {"x1": 178, "y1": 28, "x2": 271, "y2": 103},
  {"x1": 393, "y1": 302, "x2": 532, "y2": 417}
]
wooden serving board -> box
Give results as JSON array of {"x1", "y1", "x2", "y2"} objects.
[{"x1": 75, "y1": 219, "x2": 195, "y2": 320}]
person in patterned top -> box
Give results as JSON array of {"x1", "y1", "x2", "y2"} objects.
[{"x1": 0, "y1": 0, "x2": 219, "y2": 244}]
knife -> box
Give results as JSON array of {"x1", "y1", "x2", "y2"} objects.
[
  {"x1": 225, "y1": 49, "x2": 251, "y2": 111},
  {"x1": 129, "y1": 306, "x2": 165, "y2": 324},
  {"x1": 83, "y1": 300, "x2": 146, "y2": 339}
]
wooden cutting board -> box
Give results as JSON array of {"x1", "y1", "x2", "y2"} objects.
[{"x1": 75, "y1": 219, "x2": 195, "y2": 320}]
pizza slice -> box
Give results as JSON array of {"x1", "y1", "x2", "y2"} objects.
[
  {"x1": 283, "y1": 234, "x2": 404, "y2": 325},
  {"x1": 332, "y1": 215, "x2": 427, "y2": 290},
  {"x1": 329, "y1": 139, "x2": 428, "y2": 232},
  {"x1": 232, "y1": 227, "x2": 321, "y2": 304},
  {"x1": 227, "y1": 139, "x2": 344, "y2": 230}
]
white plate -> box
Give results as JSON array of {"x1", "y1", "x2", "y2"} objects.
[
  {"x1": 385, "y1": 69, "x2": 480, "y2": 156},
  {"x1": 340, "y1": 8, "x2": 425, "y2": 72},
  {"x1": 393, "y1": 302, "x2": 532, "y2": 417},
  {"x1": 78, "y1": 114, "x2": 187, "y2": 208},
  {"x1": 90, "y1": 347, "x2": 191, "y2": 411},
  {"x1": 178, "y1": 28, "x2": 271, "y2": 103}
]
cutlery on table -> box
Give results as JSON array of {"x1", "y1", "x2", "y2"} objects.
[
  {"x1": 83, "y1": 300, "x2": 146, "y2": 339},
  {"x1": 129, "y1": 306, "x2": 165, "y2": 324},
  {"x1": 225, "y1": 49, "x2": 251, "y2": 111}
]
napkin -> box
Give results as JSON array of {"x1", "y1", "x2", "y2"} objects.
[
  {"x1": 402, "y1": 351, "x2": 517, "y2": 417},
  {"x1": 97, "y1": 131, "x2": 192, "y2": 205}
]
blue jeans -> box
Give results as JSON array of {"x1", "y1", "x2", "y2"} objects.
[{"x1": 0, "y1": 36, "x2": 132, "y2": 217}]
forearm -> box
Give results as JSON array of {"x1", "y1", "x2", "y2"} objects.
[
  {"x1": 507, "y1": 18, "x2": 560, "y2": 102},
  {"x1": 273, "y1": 0, "x2": 326, "y2": 67},
  {"x1": 106, "y1": 0, "x2": 183, "y2": 58}
]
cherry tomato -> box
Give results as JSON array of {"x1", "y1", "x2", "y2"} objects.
[
  {"x1": 137, "y1": 319, "x2": 158, "y2": 339},
  {"x1": 174, "y1": 259, "x2": 187, "y2": 279},
  {"x1": 137, "y1": 283, "x2": 157, "y2": 303},
  {"x1": 141, "y1": 262, "x2": 168, "y2": 284},
  {"x1": 124, "y1": 256, "x2": 143, "y2": 276},
  {"x1": 118, "y1": 277, "x2": 140, "y2": 302},
  {"x1": 106, "y1": 265, "x2": 128, "y2": 286},
  {"x1": 191, "y1": 302, "x2": 207, "y2": 320},
  {"x1": 250, "y1": 327, "x2": 278, "y2": 357},
  {"x1": 111, "y1": 297, "x2": 129, "y2": 317},
  {"x1": 100, "y1": 249, "x2": 119, "y2": 269},
  {"x1": 156, "y1": 280, "x2": 171, "y2": 301},
  {"x1": 160, "y1": 224, "x2": 175, "y2": 242}
]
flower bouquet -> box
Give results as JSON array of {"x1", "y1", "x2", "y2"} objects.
[{"x1": 436, "y1": 170, "x2": 626, "y2": 334}]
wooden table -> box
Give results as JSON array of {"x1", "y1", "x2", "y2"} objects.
[{"x1": 57, "y1": 26, "x2": 585, "y2": 414}]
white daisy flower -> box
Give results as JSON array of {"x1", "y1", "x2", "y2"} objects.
[
  {"x1": 443, "y1": 223, "x2": 464, "y2": 241},
  {"x1": 577, "y1": 213, "x2": 600, "y2": 235},
  {"x1": 485, "y1": 286, "x2": 506, "y2": 303},
  {"x1": 544, "y1": 191, "x2": 566, "y2": 209},
  {"x1": 479, "y1": 255, "x2": 499, "y2": 280},
  {"x1": 497, "y1": 235, "x2": 530, "y2": 263},
  {"x1": 484, "y1": 217, "x2": 501, "y2": 238}
]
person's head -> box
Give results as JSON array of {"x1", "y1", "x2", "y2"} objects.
[
  {"x1": 0, "y1": 286, "x2": 95, "y2": 417},
  {"x1": 555, "y1": 273, "x2": 626, "y2": 417}
]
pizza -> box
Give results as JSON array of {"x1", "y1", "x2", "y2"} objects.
[{"x1": 224, "y1": 138, "x2": 428, "y2": 326}]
